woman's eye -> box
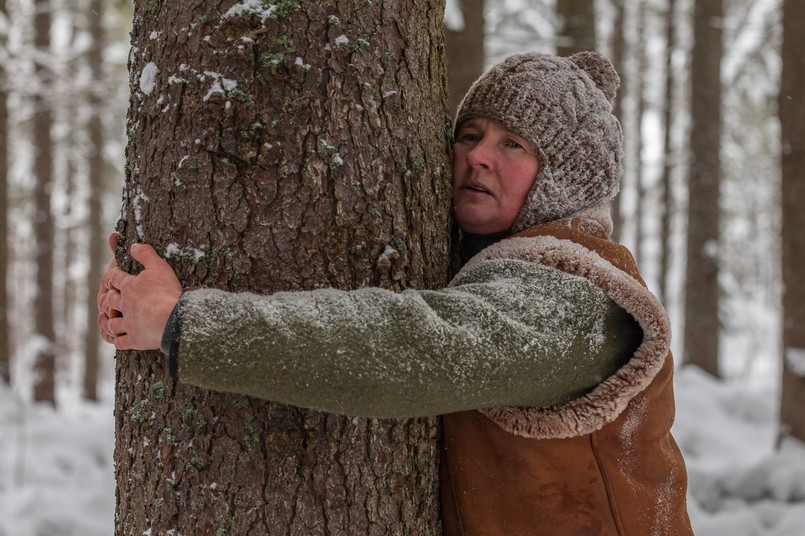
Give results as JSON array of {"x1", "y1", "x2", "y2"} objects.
[
  {"x1": 505, "y1": 139, "x2": 525, "y2": 149},
  {"x1": 458, "y1": 132, "x2": 481, "y2": 143}
]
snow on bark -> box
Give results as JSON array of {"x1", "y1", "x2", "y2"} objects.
[{"x1": 139, "y1": 62, "x2": 158, "y2": 95}]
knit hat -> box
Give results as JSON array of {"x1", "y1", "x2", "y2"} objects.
[{"x1": 454, "y1": 51, "x2": 623, "y2": 233}]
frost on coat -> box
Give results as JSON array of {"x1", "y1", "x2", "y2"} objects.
[{"x1": 174, "y1": 256, "x2": 642, "y2": 418}]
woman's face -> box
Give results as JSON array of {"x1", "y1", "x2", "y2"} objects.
[{"x1": 452, "y1": 118, "x2": 540, "y2": 234}]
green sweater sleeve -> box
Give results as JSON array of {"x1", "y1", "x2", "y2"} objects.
[{"x1": 173, "y1": 259, "x2": 642, "y2": 418}]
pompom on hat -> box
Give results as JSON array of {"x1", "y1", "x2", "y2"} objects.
[{"x1": 454, "y1": 51, "x2": 623, "y2": 233}]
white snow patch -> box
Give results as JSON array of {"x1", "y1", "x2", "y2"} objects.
[
  {"x1": 131, "y1": 186, "x2": 150, "y2": 240},
  {"x1": 139, "y1": 62, "x2": 158, "y2": 95},
  {"x1": 444, "y1": 0, "x2": 465, "y2": 31},
  {"x1": 201, "y1": 73, "x2": 238, "y2": 102},
  {"x1": 377, "y1": 245, "x2": 399, "y2": 265},
  {"x1": 294, "y1": 57, "x2": 311, "y2": 71},
  {"x1": 223, "y1": 0, "x2": 277, "y2": 23},
  {"x1": 148, "y1": 31, "x2": 160, "y2": 40},
  {"x1": 163, "y1": 245, "x2": 206, "y2": 262},
  {"x1": 164, "y1": 243, "x2": 182, "y2": 259},
  {"x1": 703, "y1": 239, "x2": 719, "y2": 260},
  {"x1": 334, "y1": 35, "x2": 349, "y2": 47},
  {"x1": 785, "y1": 348, "x2": 805, "y2": 377}
]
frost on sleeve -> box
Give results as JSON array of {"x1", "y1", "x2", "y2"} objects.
[
  {"x1": 175, "y1": 259, "x2": 639, "y2": 418},
  {"x1": 457, "y1": 234, "x2": 671, "y2": 439}
]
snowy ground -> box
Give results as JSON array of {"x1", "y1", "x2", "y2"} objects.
[{"x1": 1, "y1": 368, "x2": 804, "y2": 535}]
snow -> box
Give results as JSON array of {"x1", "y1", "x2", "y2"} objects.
[
  {"x1": 138, "y1": 62, "x2": 158, "y2": 95},
  {"x1": 444, "y1": 0, "x2": 465, "y2": 32},
  {"x1": 201, "y1": 72, "x2": 238, "y2": 102},
  {"x1": 0, "y1": 385, "x2": 114, "y2": 536},
  {"x1": 223, "y1": 0, "x2": 278, "y2": 23},
  {"x1": 674, "y1": 366, "x2": 805, "y2": 534},
  {"x1": 2, "y1": 364, "x2": 803, "y2": 534},
  {"x1": 785, "y1": 348, "x2": 805, "y2": 377}
]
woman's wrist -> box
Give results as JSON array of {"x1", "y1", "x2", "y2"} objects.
[{"x1": 160, "y1": 293, "x2": 186, "y2": 379}]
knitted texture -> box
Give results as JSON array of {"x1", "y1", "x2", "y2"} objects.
[{"x1": 454, "y1": 51, "x2": 623, "y2": 232}]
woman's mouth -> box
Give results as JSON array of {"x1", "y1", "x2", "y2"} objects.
[{"x1": 463, "y1": 184, "x2": 492, "y2": 195}]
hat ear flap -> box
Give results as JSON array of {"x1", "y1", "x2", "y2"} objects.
[{"x1": 569, "y1": 51, "x2": 620, "y2": 104}]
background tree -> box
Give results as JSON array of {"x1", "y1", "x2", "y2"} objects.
[
  {"x1": 445, "y1": 0, "x2": 485, "y2": 115},
  {"x1": 658, "y1": 0, "x2": 678, "y2": 305},
  {"x1": 632, "y1": 0, "x2": 647, "y2": 268},
  {"x1": 556, "y1": 0, "x2": 597, "y2": 56},
  {"x1": 114, "y1": 0, "x2": 450, "y2": 534},
  {"x1": 83, "y1": 0, "x2": 106, "y2": 401},
  {"x1": 0, "y1": 0, "x2": 9, "y2": 385},
  {"x1": 779, "y1": 0, "x2": 805, "y2": 442},
  {"x1": 56, "y1": 0, "x2": 81, "y2": 392},
  {"x1": 608, "y1": 0, "x2": 625, "y2": 242},
  {"x1": 32, "y1": 0, "x2": 57, "y2": 404},
  {"x1": 684, "y1": 0, "x2": 723, "y2": 377}
]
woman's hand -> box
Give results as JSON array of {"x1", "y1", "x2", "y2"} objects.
[{"x1": 97, "y1": 233, "x2": 182, "y2": 351}]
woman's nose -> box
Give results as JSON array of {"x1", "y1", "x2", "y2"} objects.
[{"x1": 466, "y1": 139, "x2": 494, "y2": 169}]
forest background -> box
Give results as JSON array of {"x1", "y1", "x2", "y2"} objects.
[{"x1": 1, "y1": 0, "x2": 804, "y2": 534}]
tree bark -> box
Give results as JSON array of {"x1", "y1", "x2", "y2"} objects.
[
  {"x1": 84, "y1": 0, "x2": 106, "y2": 402},
  {"x1": 115, "y1": 1, "x2": 450, "y2": 534},
  {"x1": 683, "y1": 0, "x2": 722, "y2": 377},
  {"x1": 445, "y1": 0, "x2": 484, "y2": 116},
  {"x1": 556, "y1": 0, "x2": 597, "y2": 56},
  {"x1": 779, "y1": 0, "x2": 805, "y2": 442},
  {"x1": 0, "y1": 0, "x2": 10, "y2": 385},
  {"x1": 33, "y1": 0, "x2": 57, "y2": 404}
]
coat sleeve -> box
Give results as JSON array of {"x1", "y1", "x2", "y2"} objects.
[{"x1": 167, "y1": 259, "x2": 642, "y2": 418}]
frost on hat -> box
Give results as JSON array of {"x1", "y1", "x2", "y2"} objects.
[{"x1": 454, "y1": 51, "x2": 623, "y2": 232}]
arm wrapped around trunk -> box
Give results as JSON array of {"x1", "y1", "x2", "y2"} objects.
[{"x1": 169, "y1": 259, "x2": 642, "y2": 418}]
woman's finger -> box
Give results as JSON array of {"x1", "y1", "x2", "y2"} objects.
[
  {"x1": 108, "y1": 232, "x2": 120, "y2": 253},
  {"x1": 107, "y1": 316, "x2": 127, "y2": 338},
  {"x1": 107, "y1": 267, "x2": 132, "y2": 291},
  {"x1": 107, "y1": 288, "x2": 123, "y2": 315}
]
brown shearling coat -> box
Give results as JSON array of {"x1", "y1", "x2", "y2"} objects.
[{"x1": 441, "y1": 217, "x2": 694, "y2": 536}]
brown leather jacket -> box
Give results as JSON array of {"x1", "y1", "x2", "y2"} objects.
[{"x1": 441, "y1": 217, "x2": 693, "y2": 535}]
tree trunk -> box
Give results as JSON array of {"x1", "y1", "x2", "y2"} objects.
[
  {"x1": 114, "y1": 1, "x2": 450, "y2": 534},
  {"x1": 445, "y1": 0, "x2": 485, "y2": 116},
  {"x1": 684, "y1": 0, "x2": 722, "y2": 376},
  {"x1": 33, "y1": 0, "x2": 57, "y2": 404},
  {"x1": 84, "y1": 0, "x2": 106, "y2": 402},
  {"x1": 0, "y1": 0, "x2": 10, "y2": 385},
  {"x1": 556, "y1": 0, "x2": 597, "y2": 56},
  {"x1": 608, "y1": 0, "x2": 625, "y2": 243},
  {"x1": 633, "y1": 1, "x2": 647, "y2": 269},
  {"x1": 779, "y1": 0, "x2": 805, "y2": 442},
  {"x1": 658, "y1": 0, "x2": 677, "y2": 305}
]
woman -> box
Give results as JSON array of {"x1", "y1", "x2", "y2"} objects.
[{"x1": 98, "y1": 51, "x2": 693, "y2": 535}]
